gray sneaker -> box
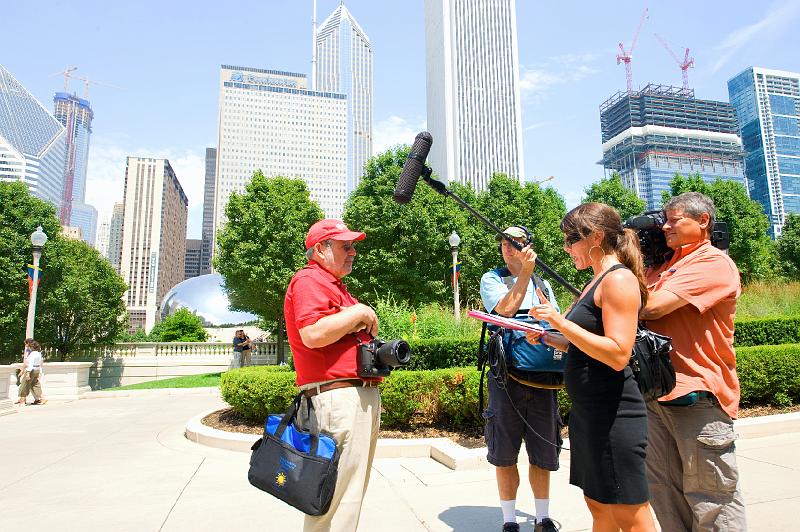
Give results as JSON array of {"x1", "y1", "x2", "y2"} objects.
[{"x1": 535, "y1": 518, "x2": 559, "y2": 532}]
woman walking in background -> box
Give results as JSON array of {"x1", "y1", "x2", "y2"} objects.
[
  {"x1": 16, "y1": 339, "x2": 47, "y2": 406},
  {"x1": 526, "y1": 203, "x2": 656, "y2": 532}
]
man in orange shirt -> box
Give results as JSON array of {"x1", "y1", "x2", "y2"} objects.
[{"x1": 641, "y1": 192, "x2": 746, "y2": 531}]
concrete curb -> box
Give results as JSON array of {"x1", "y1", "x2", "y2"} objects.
[
  {"x1": 186, "y1": 408, "x2": 800, "y2": 471},
  {"x1": 184, "y1": 409, "x2": 489, "y2": 470},
  {"x1": 734, "y1": 411, "x2": 800, "y2": 438},
  {"x1": 83, "y1": 387, "x2": 222, "y2": 399}
]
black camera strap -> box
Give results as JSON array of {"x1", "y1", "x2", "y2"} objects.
[
  {"x1": 481, "y1": 327, "x2": 568, "y2": 451},
  {"x1": 477, "y1": 271, "x2": 552, "y2": 416}
]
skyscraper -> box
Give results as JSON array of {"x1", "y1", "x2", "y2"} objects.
[
  {"x1": 424, "y1": 0, "x2": 525, "y2": 189},
  {"x1": 600, "y1": 84, "x2": 746, "y2": 210},
  {"x1": 200, "y1": 147, "x2": 216, "y2": 275},
  {"x1": 0, "y1": 65, "x2": 66, "y2": 209},
  {"x1": 107, "y1": 202, "x2": 124, "y2": 272},
  {"x1": 119, "y1": 157, "x2": 188, "y2": 332},
  {"x1": 53, "y1": 92, "x2": 97, "y2": 243},
  {"x1": 728, "y1": 67, "x2": 800, "y2": 237},
  {"x1": 184, "y1": 239, "x2": 202, "y2": 280},
  {"x1": 214, "y1": 65, "x2": 347, "y2": 245},
  {"x1": 316, "y1": 3, "x2": 373, "y2": 193},
  {"x1": 70, "y1": 202, "x2": 98, "y2": 245},
  {"x1": 95, "y1": 218, "x2": 110, "y2": 258}
]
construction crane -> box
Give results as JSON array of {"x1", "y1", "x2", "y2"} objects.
[
  {"x1": 617, "y1": 8, "x2": 649, "y2": 93},
  {"x1": 654, "y1": 33, "x2": 694, "y2": 92},
  {"x1": 50, "y1": 66, "x2": 78, "y2": 91},
  {"x1": 47, "y1": 66, "x2": 122, "y2": 224},
  {"x1": 74, "y1": 75, "x2": 123, "y2": 99}
]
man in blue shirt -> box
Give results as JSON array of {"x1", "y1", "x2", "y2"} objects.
[{"x1": 480, "y1": 226, "x2": 562, "y2": 532}]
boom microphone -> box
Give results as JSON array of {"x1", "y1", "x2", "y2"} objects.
[{"x1": 393, "y1": 131, "x2": 433, "y2": 204}]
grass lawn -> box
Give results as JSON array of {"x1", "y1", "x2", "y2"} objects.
[
  {"x1": 105, "y1": 373, "x2": 222, "y2": 390},
  {"x1": 738, "y1": 281, "x2": 800, "y2": 319}
]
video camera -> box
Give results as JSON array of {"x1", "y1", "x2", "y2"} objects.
[
  {"x1": 357, "y1": 338, "x2": 411, "y2": 378},
  {"x1": 624, "y1": 210, "x2": 730, "y2": 267}
]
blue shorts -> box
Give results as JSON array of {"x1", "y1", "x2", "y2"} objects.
[{"x1": 483, "y1": 373, "x2": 562, "y2": 470}]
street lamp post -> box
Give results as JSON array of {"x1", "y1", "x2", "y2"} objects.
[
  {"x1": 25, "y1": 226, "x2": 48, "y2": 339},
  {"x1": 448, "y1": 230, "x2": 461, "y2": 322}
]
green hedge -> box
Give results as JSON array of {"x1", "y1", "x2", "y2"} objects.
[
  {"x1": 222, "y1": 344, "x2": 800, "y2": 428},
  {"x1": 734, "y1": 317, "x2": 800, "y2": 347},
  {"x1": 403, "y1": 337, "x2": 481, "y2": 370},
  {"x1": 400, "y1": 317, "x2": 800, "y2": 370},
  {"x1": 737, "y1": 344, "x2": 800, "y2": 406}
]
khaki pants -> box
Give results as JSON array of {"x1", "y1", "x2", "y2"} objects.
[
  {"x1": 240, "y1": 349, "x2": 251, "y2": 367},
  {"x1": 18, "y1": 370, "x2": 43, "y2": 402},
  {"x1": 646, "y1": 397, "x2": 747, "y2": 531},
  {"x1": 300, "y1": 386, "x2": 381, "y2": 532}
]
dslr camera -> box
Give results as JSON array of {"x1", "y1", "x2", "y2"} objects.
[
  {"x1": 357, "y1": 338, "x2": 411, "y2": 378},
  {"x1": 624, "y1": 210, "x2": 730, "y2": 267}
]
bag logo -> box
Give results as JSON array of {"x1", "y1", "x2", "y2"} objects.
[
  {"x1": 280, "y1": 456, "x2": 297, "y2": 470},
  {"x1": 275, "y1": 471, "x2": 287, "y2": 487}
]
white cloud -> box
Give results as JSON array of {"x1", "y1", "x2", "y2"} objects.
[
  {"x1": 372, "y1": 115, "x2": 427, "y2": 155},
  {"x1": 85, "y1": 138, "x2": 206, "y2": 238},
  {"x1": 712, "y1": 1, "x2": 800, "y2": 73},
  {"x1": 519, "y1": 53, "x2": 602, "y2": 104}
]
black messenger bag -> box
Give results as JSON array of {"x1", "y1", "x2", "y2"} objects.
[
  {"x1": 629, "y1": 324, "x2": 676, "y2": 401},
  {"x1": 248, "y1": 392, "x2": 340, "y2": 516}
]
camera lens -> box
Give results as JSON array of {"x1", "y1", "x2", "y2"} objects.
[{"x1": 375, "y1": 339, "x2": 411, "y2": 368}]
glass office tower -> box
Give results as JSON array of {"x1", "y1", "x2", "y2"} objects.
[
  {"x1": 728, "y1": 67, "x2": 800, "y2": 237},
  {"x1": 0, "y1": 65, "x2": 66, "y2": 209},
  {"x1": 600, "y1": 84, "x2": 746, "y2": 210},
  {"x1": 316, "y1": 3, "x2": 372, "y2": 193}
]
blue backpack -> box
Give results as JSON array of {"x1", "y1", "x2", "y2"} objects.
[{"x1": 480, "y1": 270, "x2": 565, "y2": 389}]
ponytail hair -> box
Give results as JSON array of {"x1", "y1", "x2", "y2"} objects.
[
  {"x1": 616, "y1": 228, "x2": 648, "y2": 308},
  {"x1": 562, "y1": 202, "x2": 648, "y2": 307}
]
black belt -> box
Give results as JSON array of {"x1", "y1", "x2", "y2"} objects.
[{"x1": 303, "y1": 379, "x2": 380, "y2": 398}]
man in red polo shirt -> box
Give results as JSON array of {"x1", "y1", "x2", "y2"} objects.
[{"x1": 284, "y1": 219, "x2": 381, "y2": 532}]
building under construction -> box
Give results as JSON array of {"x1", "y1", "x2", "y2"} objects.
[
  {"x1": 599, "y1": 84, "x2": 746, "y2": 209},
  {"x1": 53, "y1": 92, "x2": 97, "y2": 244}
]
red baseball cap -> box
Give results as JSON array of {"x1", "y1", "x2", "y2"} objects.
[{"x1": 305, "y1": 219, "x2": 366, "y2": 249}]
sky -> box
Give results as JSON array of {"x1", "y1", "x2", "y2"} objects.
[{"x1": 4, "y1": 0, "x2": 800, "y2": 239}]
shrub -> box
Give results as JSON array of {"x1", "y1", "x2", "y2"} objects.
[
  {"x1": 734, "y1": 317, "x2": 800, "y2": 347},
  {"x1": 220, "y1": 366, "x2": 296, "y2": 420},
  {"x1": 404, "y1": 337, "x2": 481, "y2": 370},
  {"x1": 222, "y1": 344, "x2": 800, "y2": 428},
  {"x1": 737, "y1": 344, "x2": 800, "y2": 407}
]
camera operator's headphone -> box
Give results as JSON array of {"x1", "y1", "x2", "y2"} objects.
[{"x1": 497, "y1": 225, "x2": 533, "y2": 254}]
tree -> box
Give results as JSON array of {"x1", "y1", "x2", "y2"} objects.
[
  {"x1": 0, "y1": 182, "x2": 62, "y2": 363},
  {"x1": 582, "y1": 172, "x2": 646, "y2": 221},
  {"x1": 474, "y1": 174, "x2": 585, "y2": 306},
  {"x1": 149, "y1": 308, "x2": 209, "y2": 342},
  {"x1": 777, "y1": 214, "x2": 800, "y2": 280},
  {"x1": 344, "y1": 152, "x2": 581, "y2": 310},
  {"x1": 664, "y1": 174, "x2": 776, "y2": 283},
  {"x1": 214, "y1": 172, "x2": 323, "y2": 360},
  {"x1": 36, "y1": 237, "x2": 128, "y2": 360},
  {"x1": 343, "y1": 147, "x2": 478, "y2": 307}
]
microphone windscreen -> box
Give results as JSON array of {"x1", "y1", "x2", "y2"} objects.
[{"x1": 393, "y1": 132, "x2": 433, "y2": 204}]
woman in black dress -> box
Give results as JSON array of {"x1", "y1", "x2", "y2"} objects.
[{"x1": 526, "y1": 203, "x2": 656, "y2": 532}]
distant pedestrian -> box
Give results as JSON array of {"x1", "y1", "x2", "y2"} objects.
[
  {"x1": 16, "y1": 340, "x2": 46, "y2": 406},
  {"x1": 17, "y1": 338, "x2": 34, "y2": 386},
  {"x1": 232, "y1": 330, "x2": 253, "y2": 368}
]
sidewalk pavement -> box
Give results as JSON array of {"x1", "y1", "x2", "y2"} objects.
[{"x1": 0, "y1": 394, "x2": 798, "y2": 531}]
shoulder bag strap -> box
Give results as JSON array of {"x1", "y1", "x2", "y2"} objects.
[{"x1": 477, "y1": 321, "x2": 488, "y2": 415}]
